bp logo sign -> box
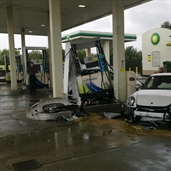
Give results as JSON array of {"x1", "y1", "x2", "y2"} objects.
[{"x1": 151, "y1": 33, "x2": 160, "y2": 45}]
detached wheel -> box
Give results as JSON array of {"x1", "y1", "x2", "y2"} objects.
[{"x1": 43, "y1": 103, "x2": 65, "y2": 113}]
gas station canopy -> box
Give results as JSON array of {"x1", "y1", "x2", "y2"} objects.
[
  {"x1": 0, "y1": 0, "x2": 150, "y2": 35},
  {"x1": 62, "y1": 30, "x2": 137, "y2": 43}
]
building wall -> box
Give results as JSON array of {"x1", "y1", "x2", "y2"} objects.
[{"x1": 142, "y1": 28, "x2": 171, "y2": 75}]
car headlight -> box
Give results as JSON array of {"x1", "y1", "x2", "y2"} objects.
[{"x1": 126, "y1": 96, "x2": 135, "y2": 107}]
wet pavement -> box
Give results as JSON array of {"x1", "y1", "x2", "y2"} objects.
[{"x1": 0, "y1": 83, "x2": 171, "y2": 171}]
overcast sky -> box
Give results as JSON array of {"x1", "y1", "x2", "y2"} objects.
[{"x1": 0, "y1": 0, "x2": 171, "y2": 51}]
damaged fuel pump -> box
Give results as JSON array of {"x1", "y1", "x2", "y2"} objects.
[
  {"x1": 66, "y1": 39, "x2": 114, "y2": 106},
  {"x1": 66, "y1": 39, "x2": 124, "y2": 116}
]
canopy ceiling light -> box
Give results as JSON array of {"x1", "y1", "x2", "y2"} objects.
[{"x1": 78, "y1": 5, "x2": 86, "y2": 8}]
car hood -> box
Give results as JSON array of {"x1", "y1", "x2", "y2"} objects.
[{"x1": 136, "y1": 90, "x2": 171, "y2": 107}]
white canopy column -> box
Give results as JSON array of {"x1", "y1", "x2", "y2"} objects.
[
  {"x1": 21, "y1": 29, "x2": 26, "y2": 83},
  {"x1": 63, "y1": 42, "x2": 71, "y2": 94},
  {"x1": 47, "y1": 16, "x2": 53, "y2": 88},
  {"x1": 49, "y1": 0, "x2": 63, "y2": 97},
  {"x1": 86, "y1": 48, "x2": 91, "y2": 56},
  {"x1": 6, "y1": 6, "x2": 17, "y2": 90},
  {"x1": 112, "y1": 0, "x2": 126, "y2": 101}
]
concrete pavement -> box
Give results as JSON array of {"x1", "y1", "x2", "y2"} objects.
[{"x1": 0, "y1": 83, "x2": 171, "y2": 171}]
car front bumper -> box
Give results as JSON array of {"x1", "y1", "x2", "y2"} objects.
[
  {"x1": 134, "y1": 110, "x2": 165, "y2": 118},
  {"x1": 124, "y1": 105, "x2": 171, "y2": 122}
]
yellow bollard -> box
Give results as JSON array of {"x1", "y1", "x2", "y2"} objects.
[
  {"x1": 129, "y1": 67, "x2": 131, "y2": 71},
  {"x1": 136, "y1": 67, "x2": 138, "y2": 77}
]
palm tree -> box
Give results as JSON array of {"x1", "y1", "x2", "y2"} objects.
[{"x1": 161, "y1": 21, "x2": 171, "y2": 29}]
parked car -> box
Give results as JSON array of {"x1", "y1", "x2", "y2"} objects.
[{"x1": 125, "y1": 73, "x2": 171, "y2": 123}]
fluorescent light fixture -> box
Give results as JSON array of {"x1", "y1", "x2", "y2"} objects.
[
  {"x1": 41, "y1": 24, "x2": 45, "y2": 27},
  {"x1": 29, "y1": 30, "x2": 33, "y2": 33},
  {"x1": 78, "y1": 4, "x2": 86, "y2": 8}
]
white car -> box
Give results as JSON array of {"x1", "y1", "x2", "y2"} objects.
[{"x1": 125, "y1": 73, "x2": 171, "y2": 123}]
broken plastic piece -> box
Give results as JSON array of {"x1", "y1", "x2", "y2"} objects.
[{"x1": 104, "y1": 112, "x2": 121, "y2": 119}]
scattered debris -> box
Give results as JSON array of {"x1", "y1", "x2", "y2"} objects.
[
  {"x1": 104, "y1": 112, "x2": 121, "y2": 119},
  {"x1": 124, "y1": 118, "x2": 132, "y2": 123},
  {"x1": 83, "y1": 133, "x2": 89, "y2": 140},
  {"x1": 66, "y1": 115, "x2": 78, "y2": 121},
  {"x1": 141, "y1": 126, "x2": 157, "y2": 131}
]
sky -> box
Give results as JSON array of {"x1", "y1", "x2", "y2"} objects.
[{"x1": 0, "y1": 0, "x2": 171, "y2": 51}]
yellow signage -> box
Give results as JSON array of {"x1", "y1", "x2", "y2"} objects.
[
  {"x1": 120, "y1": 68, "x2": 125, "y2": 72},
  {"x1": 148, "y1": 55, "x2": 151, "y2": 62},
  {"x1": 166, "y1": 42, "x2": 171, "y2": 46}
]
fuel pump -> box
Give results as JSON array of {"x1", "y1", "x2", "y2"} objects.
[
  {"x1": 16, "y1": 55, "x2": 23, "y2": 83},
  {"x1": 24, "y1": 47, "x2": 49, "y2": 88},
  {"x1": 4, "y1": 54, "x2": 10, "y2": 83},
  {"x1": 4, "y1": 54, "x2": 23, "y2": 83}
]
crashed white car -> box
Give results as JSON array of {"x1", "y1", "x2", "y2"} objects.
[{"x1": 125, "y1": 73, "x2": 171, "y2": 123}]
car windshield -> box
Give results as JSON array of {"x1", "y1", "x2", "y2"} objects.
[{"x1": 141, "y1": 76, "x2": 171, "y2": 90}]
